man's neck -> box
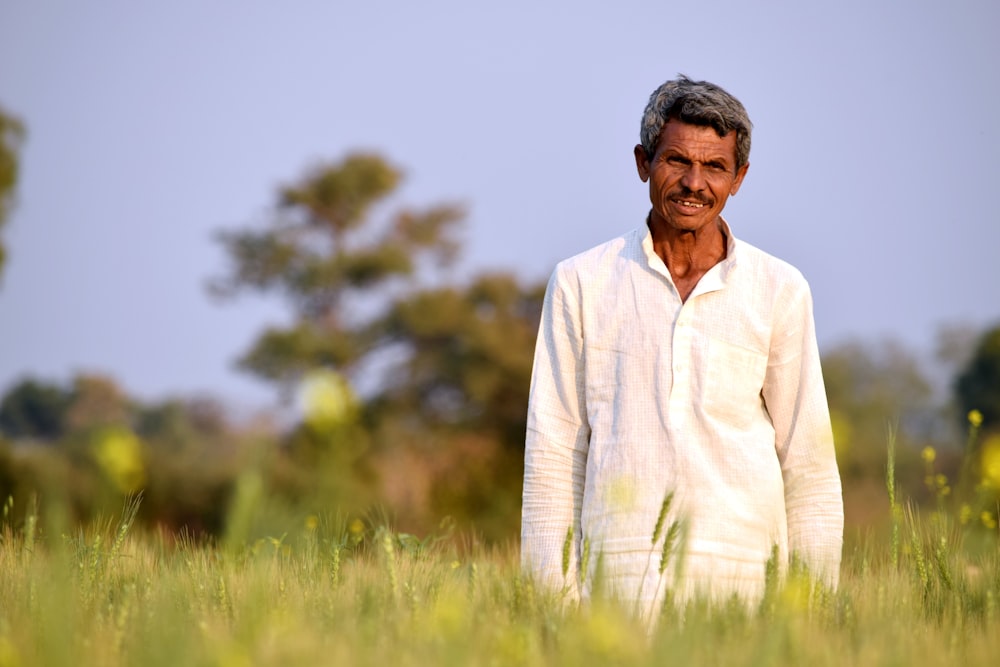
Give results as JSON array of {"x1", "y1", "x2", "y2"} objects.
[{"x1": 647, "y1": 215, "x2": 728, "y2": 301}]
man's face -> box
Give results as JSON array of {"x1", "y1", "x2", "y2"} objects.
[{"x1": 634, "y1": 119, "x2": 749, "y2": 235}]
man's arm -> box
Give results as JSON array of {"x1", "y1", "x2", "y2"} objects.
[
  {"x1": 521, "y1": 266, "x2": 591, "y2": 596},
  {"x1": 762, "y1": 280, "x2": 844, "y2": 587}
]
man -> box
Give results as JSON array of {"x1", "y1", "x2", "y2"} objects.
[{"x1": 521, "y1": 75, "x2": 843, "y2": 611}]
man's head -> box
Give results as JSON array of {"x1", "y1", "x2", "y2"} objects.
[
  {"x1": 634, "y1": 76, "x2": 752, "y2": 237},
  {"x1": 638, "y1": 75, "x2": 752, "y2": 169}
]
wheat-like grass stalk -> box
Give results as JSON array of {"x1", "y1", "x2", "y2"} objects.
[
  {"x1": 110, "y1": 492, "x2": 142, "y2": 562},
  {"x1": 329, "y1": 539, "x2": 344, "y2": 588},
  {"x1": 579, "y1": 536, "x2": 591, "y2": 588},
  {"x1": 216, "y1": 575, "x2": 232, "y2": 619},
  {"x1": 467, "y1": 562, "x2": 478, "y2": 602},
  {"x1": 658, "y1": 521, "x2": 681, "y2": 577},
  {"x1": 22, "y1": 495, "x2": 37, "y2": 560},
  {"x1": 906, "y1": 505, "x2": 930, "y2": 596},
  {"x1": 932, "y1": 535, "x2": 954, "y2": 592},
  {"x1": 380, "y1": 527, "x2": 400, "y2": 602},
  {"x1": 652, "y1": 492, "x2": 674, "y2": 546},
  {"x1": 886, "y1": 423, "x2": 900, "y2": 569},
  {"x1": 561, "y1": 524, "x2": 573, "y2": 582},
  {"x1": 635, "y1": 491, "x2": 678, "y2": 620},
  {"x1": 1, "y1": 493, "x2": 998, "y2": 665}
]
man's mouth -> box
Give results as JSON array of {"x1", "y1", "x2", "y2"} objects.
[{"x1": 671, "y1": 197, "x2": 709, "y2": 209}]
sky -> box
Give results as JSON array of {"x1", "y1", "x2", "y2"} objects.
[{"x1": 1, "y1": 0, "x2": 998, "y2": 414}]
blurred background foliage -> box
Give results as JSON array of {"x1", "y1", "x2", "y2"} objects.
[
  {"x1": 1, "y1": 148, "x2": 999, "y2": 544},
  {"x1": 0, "y1": 104, "x2": 26, "y2": 280}
]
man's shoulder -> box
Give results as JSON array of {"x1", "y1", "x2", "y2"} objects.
[
  {"x1": 554, "y1": 227, "x2": 644, "y2": 276},
  {"x1": 734, "y1": 237, "x2": 810, "y2": 290}
]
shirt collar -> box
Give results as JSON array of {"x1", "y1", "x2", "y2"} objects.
[{"x1": 638, "y1": 216, "x2": 740, "y2": 291}]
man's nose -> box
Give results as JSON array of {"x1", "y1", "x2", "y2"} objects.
[{"x1": 680, "y1": 164, "x2": 706, "y2": 191}]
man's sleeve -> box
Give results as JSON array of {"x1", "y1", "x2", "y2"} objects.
[
  {"x1": 762, "y1": 279, "x2": 844, "y2": 587},
  {"x1": 521, "y1": 265, "x2": 591, "y2": 597}
]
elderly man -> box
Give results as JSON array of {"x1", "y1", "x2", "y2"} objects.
[{"x1": 521, "y1": 75, "x2": 843, "y2": 611}]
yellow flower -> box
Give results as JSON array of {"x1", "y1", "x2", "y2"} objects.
[
  {"x1": 92, "y1": 426, "x2": 145, "y2": 493},
  {"x1": 980, "y1": 511, "x2": 997, "y2": 530},
  {"x1": 349, "y1": 518, "x2": 365, "y2": 540},
  {"x1": 968, "y1": 409, "x2": 983, "y2": 428},
  {"x1": 920, "y1": 446, "x2": 936, "y2": 464},
  {"x1": 304, "y1": 515, "x2": 319, "y2": 531},
  {"x1": 979, "y1": 435, "x2": 1000, "y2": 488},
  {"x1": 606, "y1": 475, "x2": 638, "y2": 512},
  {"x1": 959, "y1": 504, "x2": 972, "y2": 525},
  {"x1": 830, "y1": 410, "x2": 852, "y2": 461},
  {"x1": 297, "y1": 369, "x2": 358, "y2": 432}
]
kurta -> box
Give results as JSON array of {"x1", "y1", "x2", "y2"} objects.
[{"x1": 521, "y1": 220, "x2": 843, "y2": 611}]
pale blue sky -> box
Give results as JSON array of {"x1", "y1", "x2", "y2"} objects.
[{"x1": 1, "y1": 0, "x2": 998, "y2": 411}]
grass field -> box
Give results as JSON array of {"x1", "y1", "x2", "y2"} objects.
[{"x1": 1, "y1": 481, "x2": 998, "y2": 667}]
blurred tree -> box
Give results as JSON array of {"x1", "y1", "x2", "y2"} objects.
[
  {"x1": 0, "y1": 378, "x2": 71, "y2": 441},
  {"x1": 211, "y1": 153, "x2": 464, "y2": 392},
  {"x1": 375, "y1": 272, "x2": 544, "y2": 447},
  {"x1": 364, "y1": 273, "x2": 545, "y2": 537},
  {"x1": 210, "y1": 152, "x2": 551, "y2": 540},
  {"x1": 136, "y1": 400, "x2": 194, "y2": 446},
  {"x1": 822, "y1": 339, "x2": 935, "y2": 477},
  {"x1": 136, "y1": 397, "x2": 228, "y2": 449},
  {"x1": 0, "y1": 105, "x2": 25, "y2": 280},
  {"x1": 954, "y1": 325, "x2": 1000, "y2": 435},
  {"x1": 63, "y1": 374, "x2": 132, "y2": 434},
  {"x1": 935, "y1": 324, "x2": 980, "y2": 377}
]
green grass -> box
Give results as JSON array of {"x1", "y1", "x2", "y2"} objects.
[{"x1": 0, "y1": 491, "x2": 998, "y2": 667}]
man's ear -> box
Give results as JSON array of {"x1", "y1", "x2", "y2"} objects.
[
  {"x1": 634, "y1": 144, "x2": 650, "y2": 183},
  {"x1": 730, "y1": 162, "x2": 749, "y2": 195}
]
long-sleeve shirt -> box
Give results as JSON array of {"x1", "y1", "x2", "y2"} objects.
[{"x1": 521, "y1": 220, "x2": 843, "y2": 610}]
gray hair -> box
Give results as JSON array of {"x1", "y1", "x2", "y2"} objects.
[{"x1": 639, "y1": 75, "x2": 752, "y2": 168}]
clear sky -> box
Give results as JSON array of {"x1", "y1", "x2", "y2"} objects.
[{"x1": 1, "y1": 0, "x2": 998, "y2": 412}]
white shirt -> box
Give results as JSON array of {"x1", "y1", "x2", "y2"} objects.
[{"x1": 521, "y1": 220, "x2": 843, "y2": 609}]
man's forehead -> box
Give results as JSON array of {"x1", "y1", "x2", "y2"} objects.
[
  {"x1": 657, "y1": 120, "x2": 737, "y2": 153},
  {"x1": 661, "y1": 117, "x2": 735, "y2": 137}
]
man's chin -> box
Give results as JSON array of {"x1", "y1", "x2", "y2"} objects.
[{"x1": 654, "y1": 214, "x2": 717, "y2": 235}]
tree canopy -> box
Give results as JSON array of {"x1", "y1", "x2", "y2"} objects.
[
  {"x1": 821, "y1": 339, "x2": 935, "y2": 477},
  {"x1": 955, "y1": 325, "x2": 1000, "y2": 435},
  {"x1": 208, "y1": 152, "x2": 548, "y2": 534},
  {"x1": 0, "y1": 104, "x2": 26, "y2": 280},
  {"x1": 375, "y1": 273, "x2": 544, "y2": 444},
  {"x1": 211, "y1": 151, "x2": 548, "y2": 446},
  {"x1": 0, "y1": 378, "x2": 70, "y2": 440},
  {"x1": 211, "y1": 153, "x2": 464, "y2": 388}
]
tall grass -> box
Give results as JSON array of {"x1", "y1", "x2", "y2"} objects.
[{"x1": 0, "y1": 455, "x2": 998, "y2": 665}]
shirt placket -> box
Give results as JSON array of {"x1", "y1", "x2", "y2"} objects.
[{"x1": 669, "y1": 302, "x2": 694, "y2": 418}]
